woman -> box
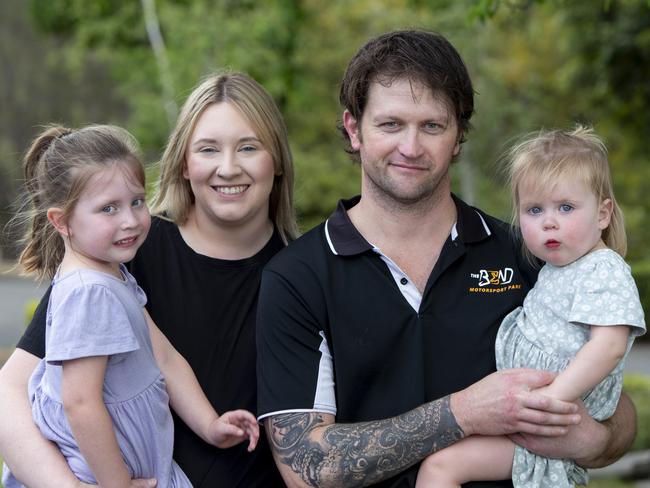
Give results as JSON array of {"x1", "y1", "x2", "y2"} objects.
[{"x1": 0, "y1": 72, "x2": 297, "y2": 487}]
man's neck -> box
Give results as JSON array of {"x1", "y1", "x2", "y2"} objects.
[
  {"x1": 348, "y1": 190, "x2": 457, "y2": 293},
  {"x1": 349, "y1": 189, "x2": 456, "y2": 246}
]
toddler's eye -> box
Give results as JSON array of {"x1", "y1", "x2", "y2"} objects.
[
  {"x1": 102, "y1": 205, "x2": 117, "y2": 214},
  {"x1": 527, "y1": 206, "x2": 542, "y2": 215},
  {"x1": 559, "y1": 204, "x2": 574, "y2": 212},
  {"x1": 132, "y1": 198, "x2": 145, "y2": 208}
]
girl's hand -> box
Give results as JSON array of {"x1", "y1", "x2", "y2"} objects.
[{"x1": 207, "y1": 410, "x2": 260, "y2": 451}]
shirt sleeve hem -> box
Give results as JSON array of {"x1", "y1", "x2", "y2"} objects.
[{"x1": 257, "y1": 406, "x2": 337, "y2": 423}]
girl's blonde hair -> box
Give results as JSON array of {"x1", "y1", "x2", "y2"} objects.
[
  {"x1": 506, "y1": 125, "x2": 626, "y2": 262},
  {"x1": 15, "y1": 124, "x2": 144, "y2": 280},
  {"x1": 151, "y1": 71, "x2": 298, "y2": 243}
]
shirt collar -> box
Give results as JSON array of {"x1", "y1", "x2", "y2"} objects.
[{"x1": 324, "y1": 194, "x2": 492, "y2": 256}]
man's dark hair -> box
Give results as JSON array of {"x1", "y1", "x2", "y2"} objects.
[{"x1": 339, "y1": 30, "x2": 475, "y2": 159}]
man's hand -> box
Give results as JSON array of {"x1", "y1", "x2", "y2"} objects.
[
  {"x1": 510, "y1": 393, "x2": 636, "y2": 469},
  {"x1": 450, "y1": 369, "x2": 580, "y2": 437}
]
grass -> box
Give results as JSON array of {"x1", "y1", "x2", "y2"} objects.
[{"x1": 588, "y1": 480, "x2": 636, "y2": 487}]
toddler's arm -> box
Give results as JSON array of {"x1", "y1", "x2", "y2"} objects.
[
  {"x1": 145, "y1": 310, "x2": 259, "y2": 451},
  {"x1": 538, "y1": 325, "x2": 629, "y2": 402},
  {"x1": 62, "y1": 356, "x2": 136, "y2": 488}
]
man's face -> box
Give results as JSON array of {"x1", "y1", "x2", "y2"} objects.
[{"x1": 343, "y1": 78, "x2": 460, "y2": 207}]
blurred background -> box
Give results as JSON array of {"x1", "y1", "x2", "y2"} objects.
[
  {"x1": 1, "y1": 0, "x2": 649, "y2": 252},
  {"x1": 1, "y1": 0, "x2": 650, "y2": 482}
]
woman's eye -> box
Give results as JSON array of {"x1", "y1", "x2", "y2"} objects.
[
  {"x1": 199, "y1": 147, "x2": 217, "y2": 154},
  {"x1": 240, "y1": 145, "x2": 257, "y2": 152}
]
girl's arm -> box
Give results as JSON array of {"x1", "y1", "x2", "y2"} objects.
[
  {"x1": 144, "y1": 310, "x2": 258, "y2": 450},
  {"x1": 62, "y1": 356, "x2": 133, "y2": 488},
  {"x1": 538, "y1": 325, "x2": 630, "y2": 402}
]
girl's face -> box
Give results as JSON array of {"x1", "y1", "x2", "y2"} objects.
[
  {"x1": 63, "y1": 164, "x2": 150, "y2": 274},
  {"x1": 518, "y1": 177, "x2": 612, "y2": 267},
  {"x1": 183, "y1": 102, "x2": 275, "y2": 232}
]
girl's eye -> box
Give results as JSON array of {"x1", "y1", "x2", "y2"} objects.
[
  {"x1": 102, "y1": 205, "x2": 117, "y2": 214},
  {"x1": 559, "y1": 204, "x2": 574, "y2": 212},
  {"x1": 132, "y1": 198, "x2": 145, "y2": 208},
  {"x1": 527, "y1": 206, "x2": 542, "y2": 215}
]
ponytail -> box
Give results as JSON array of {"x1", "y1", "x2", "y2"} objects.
[{"x1": 17, "y1": 125, "x2": 72, "y2": 279}]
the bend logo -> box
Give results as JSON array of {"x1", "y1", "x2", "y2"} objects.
[
  {"x1": 469, "y1": 267, "x2": 521, "y2": 293},
  {"x1": 474, "y1": 268, "x2": 513, "y2": 287}
]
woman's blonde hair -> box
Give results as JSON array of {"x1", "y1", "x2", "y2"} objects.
[
  {"x1": 151, "y1": 71, "x2": 298, "y2": 243},
  {"x1": 506, "y1": 125, "x2": 626, "y2": 262},
  {"x1": 14, "y1": 124, "x2": 144, "y2": 280}
]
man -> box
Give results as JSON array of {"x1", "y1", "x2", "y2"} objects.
[{"x1": 256, "y1": 30, "x2": 635, "y2": 487}]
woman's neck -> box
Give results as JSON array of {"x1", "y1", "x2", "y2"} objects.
[{"x1": 178, "y1": 208, "x2": 274, "y2": 260}]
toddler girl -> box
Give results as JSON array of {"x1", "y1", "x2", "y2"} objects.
[
  {"x1": 416, "y1": 126, "x2": 645, "y2": 487},
  {"x1": 3, "y1": 125, "x2": 259, "y2": 487}
]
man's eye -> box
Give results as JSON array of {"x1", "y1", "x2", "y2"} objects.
[{"x1": 381, "y1": 121, "x2": 398, "y2": 129}]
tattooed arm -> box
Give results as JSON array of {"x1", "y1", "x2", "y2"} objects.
[
  {"x1": 265, "y1": 369, "x2": 581, "y2": 488},
  {"x1": 266, "y1": 396, "x2": 462, "y2": 488}
]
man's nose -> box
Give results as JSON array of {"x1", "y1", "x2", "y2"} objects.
[{"x1": 397, "y1": 128, "x2": 423, "y2": 159}]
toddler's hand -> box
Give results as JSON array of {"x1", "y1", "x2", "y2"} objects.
[{"x1": 208, "y1": 409, "x2": 260, "y2": 451}]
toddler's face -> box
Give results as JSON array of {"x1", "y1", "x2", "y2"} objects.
[{"x1": 518, "y1": 178, "x2": 611, "y2": 266}]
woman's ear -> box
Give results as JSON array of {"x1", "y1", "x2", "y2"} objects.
[
  {"x1": 598, "y1": 198, "x2": 613, "y2": 230},
  {"x1": 47, "y1": 208, "x2": 69, "y2": 237}
]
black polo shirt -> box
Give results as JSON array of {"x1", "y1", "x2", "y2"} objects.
[{"x1": 257, "y1": 194, "x2": 538, "y2": 487}]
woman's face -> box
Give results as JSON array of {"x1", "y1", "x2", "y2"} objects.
[{"x1": 183, "y1": 102, "x2": 275, "y2": 231}]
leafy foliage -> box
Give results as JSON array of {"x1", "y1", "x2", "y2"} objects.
[{"x1": 3, "y1": 0, "x2": 650, "y2": 253}]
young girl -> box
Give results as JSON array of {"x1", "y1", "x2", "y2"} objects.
[
  {"x1": 416, "y1": 126, "x2": 645, "y2": 487},
  {"x1": 3, "y1": 125, "x2": 259, "y2": 487}
]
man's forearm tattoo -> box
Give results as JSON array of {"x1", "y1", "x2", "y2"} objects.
[{"x1": 267, "y1": 395, "x2": 464, "y2": 487}]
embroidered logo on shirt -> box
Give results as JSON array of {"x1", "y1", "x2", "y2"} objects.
[{"x1": 469, "y1": 267, "x2": 522, "y2": 293}]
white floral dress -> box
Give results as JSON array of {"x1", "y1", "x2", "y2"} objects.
[{"x1": 496, "y1": 249, "x2": 645, "y2": 487}]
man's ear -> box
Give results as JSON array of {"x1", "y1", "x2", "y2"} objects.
[
  {"x1": 47, "y1": 208, "x2": 70, "y2": 237},
  {"x1": 598, "y1": 198, "x2": 613, "y2": 230},
  {"x1": 342, "y1": 110, "x2": 362, "y2": 151}
]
